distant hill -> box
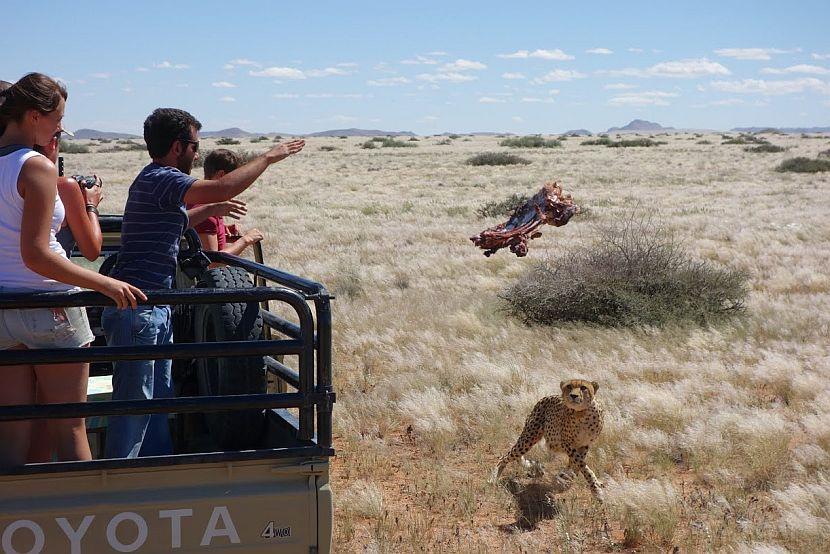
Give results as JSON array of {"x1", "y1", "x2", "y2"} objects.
[
  {"x1": 72, "y1": 129, "x2": 140, "y2": 140},
  {"x1": 731, "y1": 126, "x2": 830, "y2": 134},
  {"x1": 306, "y1": 128, "x2": 416, "y2": 137},
  {"x1": 607, "y1": 119, "x2": 675, "y2": 133},
  {"x1": 562, "y1": 129, "x2": 591, "y2": 136},
  {"x1": 201, "y1": 128, "x2": 258, "y2": 138}
]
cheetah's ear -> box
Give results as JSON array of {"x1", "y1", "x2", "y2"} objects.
[
  {"x1": 560, "y1": 380, "x2": 568, "y2": 392},
  {"x1": 591, "y1": 381, "x2": 599, "y2": 394}
]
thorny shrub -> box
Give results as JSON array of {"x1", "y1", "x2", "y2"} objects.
[{"x1": 501, "y1": 215, "x2": 748, "y2": 327}]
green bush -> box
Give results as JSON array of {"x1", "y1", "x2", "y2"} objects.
[
  {"x1": 217, "y1": 137, "x2": 240, "y2": 145},
  {"x1": 745, "y1": 144, "x2": 786, "y2": 153},
  {"x1": 816, "y1": 149, "x2": 830, "y2": 159},
  {"x1": 361, "y1": 140, "x2": 378, "y2": 149},
  {"x1": 408, "y1": 137, "x2": 420, "y2": 142},
  {"x1": 722, "y1": 134, "x2": 767, "y2": 145},
  {"x1": 607, "y1": 138, "x2": 666, "y2": 148},
  {"x1": 378, "y1": 138, "x2": 416, "y2": 148},
  {"x1": 448, "y1": 134, "x2": 461, "y2": 139},
  {"x1": 500, "y1": 135, "x2": 562, "y2": 148},
  {"x1": 436, "y1": 139, "x2": 452, "y2": 145},
  {"x1": 581, "y1": 137, "x2": 613, "y2": 146},
  {"x1": 466, "y1": 152, "x2": 531, "y2": 166},
  {"x1": 501, "y1": 216, "x2": 748, "y2": 327},
  {"x1": 250, "y1": 136, "x2": 269, "y2": 143},
  {"x1": 476, "y1": 193, "x2": 530, "y2": 218},
  {"x1": 776, "y1": 157, "x2": 830, "y2": 173},
  {"x1": 59, "y1": 140, "x2": 90, "y2": 154},
  {"x1": 101, "y1": 140, "x2": 145, "y2": 153},
  {"x1": 319, "y1": 145, "x2": 339, "y2": 152},
  {"x1": 696, "y1": 140, "x2": 712, "y2": 145}
]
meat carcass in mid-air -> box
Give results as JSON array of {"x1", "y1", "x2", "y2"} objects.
[{"x1": 470, "y1": 182, "x2": 579, "y2": 257}]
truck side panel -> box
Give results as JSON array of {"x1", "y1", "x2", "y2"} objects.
[{"x1": 0, "y1": 459, "x2": 330, "y2": 553}]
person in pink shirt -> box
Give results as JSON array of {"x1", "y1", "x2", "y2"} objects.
[{"x1": 186, "y1": 149, "x2": 263, "y2": 255}]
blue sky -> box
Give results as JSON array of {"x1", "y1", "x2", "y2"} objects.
[{"x1": 3, "y1": 1, "x2": 829, "y2": 134}]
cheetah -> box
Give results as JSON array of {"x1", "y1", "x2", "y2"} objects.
[{"x1": 492, "y1": 379, "x2": 604, "y2": 501}]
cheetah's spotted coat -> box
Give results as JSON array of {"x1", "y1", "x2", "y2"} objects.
[{"x1": 493, "y1": 379, "x2": 605, "y2": 500}]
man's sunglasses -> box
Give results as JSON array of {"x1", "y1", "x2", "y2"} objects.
[{"x1": 180, "y1": 139, "x2": 199, "y2": 152}]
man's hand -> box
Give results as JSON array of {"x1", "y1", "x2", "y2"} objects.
[
  {"x1": 242, "y1": 228, "x2": 264, "y2": 246},
  {"x1": 210, "y1": 199, "x2": 247, "y2": 219},
  {"x1": 264, "y1": 139, "x2": 305, "y2": 163}
]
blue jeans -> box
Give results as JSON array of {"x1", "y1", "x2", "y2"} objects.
[{"x1": 102, "y1": 305, "x2": 173, "y2": 458}]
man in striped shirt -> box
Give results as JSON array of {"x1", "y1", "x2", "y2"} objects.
[{"x1": 103, "y1": 108, "x2": 304, "y2": 458}]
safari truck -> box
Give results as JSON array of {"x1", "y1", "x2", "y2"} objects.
[{"x1": 0, "y1": 216, "x2": 335, "y2": 553}]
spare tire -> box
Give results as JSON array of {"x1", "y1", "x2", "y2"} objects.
[{"x1": 194, "y1": 266, "x2": 266, "y2": 450}]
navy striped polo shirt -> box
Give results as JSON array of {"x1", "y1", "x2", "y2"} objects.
[{"x1": 110, "y1": 163, "x2": 196, "y2": 289}]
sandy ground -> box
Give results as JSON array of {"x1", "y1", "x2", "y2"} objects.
[{"x1": 66, "y1": 132, "x2": 830, "y2": 552}]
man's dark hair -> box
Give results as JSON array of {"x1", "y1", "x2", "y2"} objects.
[
  {"x1": 203, "y1": 148, "x2": 242, "y2": 179},
  {"x1": 0, "y1": 73, "x2": 67, "y2": 137},
  {"x1": 143, "y1": 108, "x2": 202, "y2": 158}
]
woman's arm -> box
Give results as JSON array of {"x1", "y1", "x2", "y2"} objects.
[
  {"x1": 221, "y1": 228, "x2": 263, "y2": 256},
  {"x1": 58, "y1": 177, "x2": 102, "y2": 261},
  {"x1": 18, "y1": 157, "x2": 145, "y2": 308}
]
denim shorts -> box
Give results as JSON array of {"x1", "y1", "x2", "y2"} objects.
[{"x1": 0, "y1": 306, "x2": 95, "y2": 350}]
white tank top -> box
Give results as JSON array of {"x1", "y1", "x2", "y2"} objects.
[{"x1": 0, "y1": 147, "x2": 74, "y2": 291}]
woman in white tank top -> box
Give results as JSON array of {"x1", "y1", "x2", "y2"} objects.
[{"x1": 0, "y1": 74, "x2": 146, "y2": 467}]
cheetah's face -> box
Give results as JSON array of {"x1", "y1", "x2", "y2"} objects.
[{"x1": 560, "y1": 379, "x2": 599, "y2": 411}]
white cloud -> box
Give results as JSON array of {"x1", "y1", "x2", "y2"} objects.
[
  {"x1": 227, "y1": 58, "x2": 259, "y2": 67},
  {"x1": 211, "y1": 81, "x2": 237, "y2": 88},
  {"x1": 628, "y1": 48, "x2": 644, "y2": 53},
  {"x1": 532, "y1": 69, "x2": 586, "y2": 83},
  {"x1": 135, "y1": 67, "x2": 149, "y2": 72},
  {"x1": 608, "y1": 91, "x2": 679, "y2": 106},
  {"x1": 761, "y1": 64, "x2": 830, "y2": 75},
  {"x1": 604, "y1": 83, "x2": 638, "y2": 90},
  {"x1": 416, "y1": 72, "x2": 477, "y2": 83},
  {"x1": 709, "y1": 77, "x2": 830, "y2": 95},
  {"x1": 548, "y1": 89, "x2": 560, "y2": 95},
  {"x1": 600, "y1": 58, "x2": 730, "y2": 79},
  {"x1": 714, "y1": 48, "x2": 790, "y2": 60},
  {"x1": 367, "y1": 77, "x2": 411, "y2": 86},
  {"x1": 306, "y1": 67, "x2": 352, "y2": 77},
  {"x1": 422, "y1": 115, "x2": 439, "y2": 121},
  {"x1": 501, "y1": 72, "x2": 526, "y2": 80},
  {"x1": 154, "y1": 61, "x2": 189, "y2": 69},
  {"x1": 401, "y1": 55, "x2": 439, "y2": 65},
  {"x1": 812, "y1": 53, "x2": 830, "y2": 60},
  {"x1": 648, "y1": 58, "x2": 730, "y2": 78},
  {"x1": 337, "y1": 62, "x2": 359, "y2": 68},
  {"x1": 441, "y1": 59, "x2": 487, "y2": 72},
  {"x1": 121, "y1": 87, "x2": 133, "y2": 93},
  {"x1": 498, "y1": 49, "x2": 574, "y2": 60},
  {"x1": 479, "y1": 96, "x2": 506, "y2": 103},
  {"x1": 273, "y1": 93, "x2": 300, "y2": 99},
  {"x1": 175, "y1": 83, "x2": 189, "y2": 88},
  {"x1": 521, "y1": 97, "x2": 554, "y2": 103},
  {"x1": 220, "y1": 96, "x2": 236, "y2": 102},
  {"x1": 249, "y1": 67, "x2": 306, "y2": 79},
  {"x1": 586, "y1": 48, "x2": 613, "y2": 55},
  {"x1": 512, "y1": 116, "x2": 523, "y2": 122},
  {"x1": 331, "y1": 115, "x2": 358, "y2": 123}
]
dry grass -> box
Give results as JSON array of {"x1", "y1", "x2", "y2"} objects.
[{"x1": 71, "y1": 132, "x2": 830, "y2": 552}]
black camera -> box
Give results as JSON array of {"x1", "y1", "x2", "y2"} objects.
[{"x1": 71, "y1": 175, "x2": 102, "y2": 189}]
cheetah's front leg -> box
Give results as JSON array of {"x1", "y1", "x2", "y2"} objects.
[{"x1": 568, "y1": 447, "x2": 604, "y2": 501}]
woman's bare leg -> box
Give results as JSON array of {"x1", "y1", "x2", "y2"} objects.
[
  {"x1": 33, "y1": 361, "x2": 91, "y2": 461},
  {"x1": 26, "y1": 386, "x2": 54, "y2": 463},
  {"x1": 0, "y1": 346, "x2": 36, "y2": 467}
]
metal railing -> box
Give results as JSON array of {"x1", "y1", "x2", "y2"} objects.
[{"x1": 0, "y1": 252, "x2": 334, "y2": 476}]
